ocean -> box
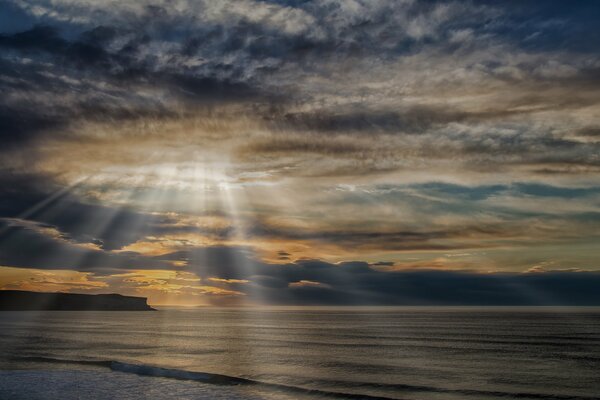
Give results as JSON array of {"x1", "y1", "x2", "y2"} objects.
[{"x1": 0, "y1": 307, "x2": 599, "y2": 400}]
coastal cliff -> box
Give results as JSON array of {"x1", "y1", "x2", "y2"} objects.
[{"x1": 0, "y1": 290, "x2": 155, "y2": 311}]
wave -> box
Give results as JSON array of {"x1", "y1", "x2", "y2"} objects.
[
  {"x1": 14, "y1": 356, "x2": 395, "y2": 400},
  {"x1": 13, "y1": 356, "x2": 600, "y2": 400}
]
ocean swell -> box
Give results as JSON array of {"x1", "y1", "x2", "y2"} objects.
[{"x1": 12, "y1": 356, "x2": 600, "y2": 400}]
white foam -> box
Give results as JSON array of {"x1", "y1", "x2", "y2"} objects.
[{"x1": 0, "y1": 370, "x2": 265, "y2": 400}]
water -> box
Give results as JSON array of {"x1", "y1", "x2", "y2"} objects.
[{"x1": 1, "y1": 307, "x2": 599, "y2": 400}]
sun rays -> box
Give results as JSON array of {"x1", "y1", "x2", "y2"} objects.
[
  {"x1": 0, "y1": 0, "x2": 599, "y2": 307},
  {"x1": 1, "y1": 143, "x2": 600, "y2": 307}
]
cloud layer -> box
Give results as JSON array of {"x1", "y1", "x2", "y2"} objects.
[{"x1": 0, "y1": 0, "x2": 599, "y2": 305}]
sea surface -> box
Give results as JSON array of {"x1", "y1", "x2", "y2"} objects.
[{"x1": 0, "y1": 307, "x2": 599, "y2": 400}]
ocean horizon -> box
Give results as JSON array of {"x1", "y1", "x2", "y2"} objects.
[{"x1": 2, "y1": 307, "x2": 599, "y2": 400}]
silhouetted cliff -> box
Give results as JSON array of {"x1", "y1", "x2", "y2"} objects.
[{"x1": 0, "y1": 290, "x2": 155, "y2": 311}]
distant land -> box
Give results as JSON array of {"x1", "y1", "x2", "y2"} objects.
[{"x1": 0, "y1": 290, "x2": 155, "y2": 311}]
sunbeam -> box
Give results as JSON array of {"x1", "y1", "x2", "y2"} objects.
[{"x1": 1, "y1": 1, "x2": 600, "y2": 399}]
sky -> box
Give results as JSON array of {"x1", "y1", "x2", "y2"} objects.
[{"x1": 0, "y1": 0, "x2": 599, "y2": 306}]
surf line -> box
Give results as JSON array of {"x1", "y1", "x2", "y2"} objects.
[{"x1": 15, "y1": 356, "x2": 398, "y2": 400}]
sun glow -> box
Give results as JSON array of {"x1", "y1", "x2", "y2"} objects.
[{"x1": 0, "y1": 0, "x2": 599, "y2": 309}]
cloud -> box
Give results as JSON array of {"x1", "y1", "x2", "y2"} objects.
[
  {"x1": 1, "y1": 0, "x2": 599, "y2": 183},
  {"x1": 213, "y1": 257, "x2": 600, "y2": 306},
  {"x1": 240, "y1": 262, "x2": 600, "y2": 306},
  {"x1": 0, "y1": 218, "x2": 173, "y2": 271},
  {"x1": 1, "y1": 220, "x2": 599, "y2": 305},
  {"x1": 0, "y1": 0, "x2": 599, "y2": 306},
  {"x1": 0, "y1": 266, "x2": 108, "y2": 292},
  {"x1": 288, "y1": 280, "x2": 330, "y2": 288}
]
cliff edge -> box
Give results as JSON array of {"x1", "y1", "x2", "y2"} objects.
[{"x1": 0, "y1": 290, "x2": 155, "y2": 311}]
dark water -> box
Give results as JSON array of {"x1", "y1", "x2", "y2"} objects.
[{"x1": 0, "y1": 307, "x2": 599, "y2": 400}]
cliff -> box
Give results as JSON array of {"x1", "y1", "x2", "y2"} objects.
[{"x1": 0, "y1": 290, "x2": 155, "y2": 311}]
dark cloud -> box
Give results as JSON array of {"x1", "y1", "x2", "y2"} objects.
[
  {"x1": 370, "y1": 261, "x2": 395, "y2": 267},
  {"x1": 1, "y1": 0, "x2": 599, "y2": 176},
  {"x1": 0, "y1": 173, "x2": 230, "y2": 251},
  {"x1": 1, "y1": 209, "x2": 598, "y2": 306},
  {"x1": 574, "y1": 127, "x2": 600, "y2": 138},
  {"x1": 265, "y1": 105, "x2": 565, "y2": 135},
  {"x1": 0, "y1": 21, "x2": 279, "y2": 98},
  {"x1": 0, "y1": 175, "x2": 158, "y2": 250},
  {"x1": 254, "y1": 266, "x2": 600, "y2": 306},
  {"x1": 245, "y1": 219, "x2": 518, "y2": 251},
  {"x1": 175, "y1": 248, "x2": 600, "y2": 306},
  {"x1": 0, "y1": 218, "x2": 170, "y2": 271},
  {"x1": 0, "y1": 21, "x2": 275, "y2": 149},
  {"x1": 0, "y1": 105, "x2": 67, "y2": 147}
]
